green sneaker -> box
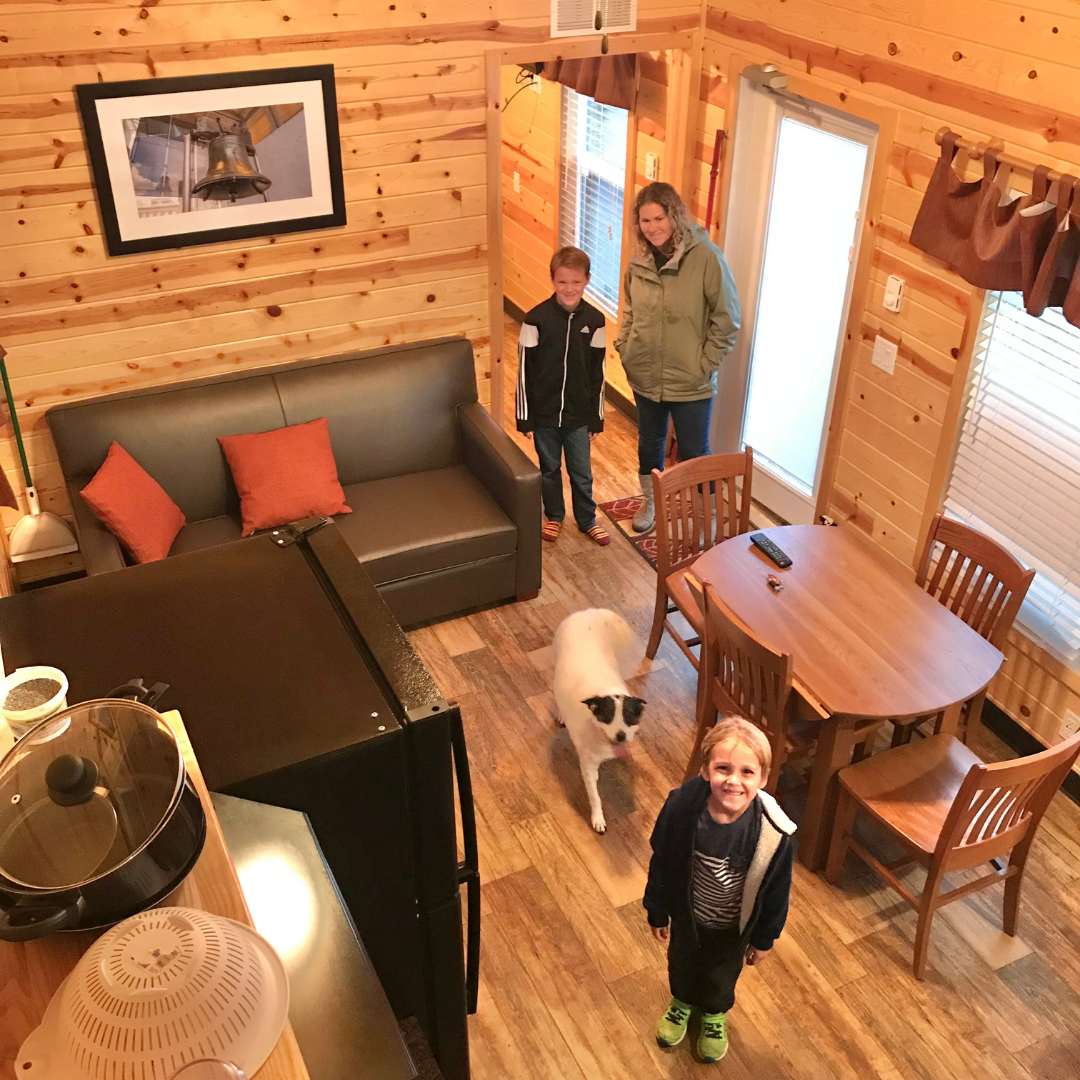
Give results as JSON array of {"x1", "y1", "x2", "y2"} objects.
[
  {"x1": 655, "y1": 998, "x2": 692, "y2": 1047},
  {"x1": 698, "y1": 1012, "x2": 728, "y2": 1063}
]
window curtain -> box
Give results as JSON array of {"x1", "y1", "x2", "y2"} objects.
[
  {"x1": 542, "y1": 54, "x2": 638, "y2": 113},
  {"x1": 910, "y1": 131, "x2": 1080, "y2": 328}
]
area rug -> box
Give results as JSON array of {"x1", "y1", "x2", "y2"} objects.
[{"x1": 598, "y1": 496, "x2": 658, "y2": 569}]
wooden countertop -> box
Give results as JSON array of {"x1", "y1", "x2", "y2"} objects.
[{"x1": 0, "y1": 710, "x2": 311, "y2": 1080}]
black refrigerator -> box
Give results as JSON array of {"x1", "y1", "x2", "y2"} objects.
[{"x1": 0, "y1": 522, "x2": 479, "y2": 1080}]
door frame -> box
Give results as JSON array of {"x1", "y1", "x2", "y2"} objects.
[
  {"x1": 712, "y1": 56, "x2": 897, "y2": 523},
  {"x1": 486, "y1": 29, "x2": 698, "y2": 426}
]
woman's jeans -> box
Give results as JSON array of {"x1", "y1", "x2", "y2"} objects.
[
  {"x1": 634, "y1": 394, "x2": 713, "y2": 474},
  {"x1": 532, "y1": 426, "x2": 596, "y2": 530}
]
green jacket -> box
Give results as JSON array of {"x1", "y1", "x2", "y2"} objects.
[{"x1": 614, "y1": 222, "x2": 741, "y2": 402}]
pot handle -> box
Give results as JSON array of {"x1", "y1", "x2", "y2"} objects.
[
  {"x1": 0, "y1": 893, "x2": 85, "y2": 941},
  {"x1": 107, "y1": 678, "x2": 170, "y2": 709}
]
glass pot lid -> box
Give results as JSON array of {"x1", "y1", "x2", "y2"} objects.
[{"x1": 0, "y1": 699, "x2": 184, "y2": 890}]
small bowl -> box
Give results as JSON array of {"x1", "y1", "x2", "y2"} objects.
[{"x1": 0, "y1": 666, "x2": 69, "y2": 740}]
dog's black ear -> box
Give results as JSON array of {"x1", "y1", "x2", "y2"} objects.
[
  {"x1": 622, "y1": 696, "x2": 647, "y2": 725},
  {"x1": 582, "y1": 696, "x2": 616, "y2": 725}
]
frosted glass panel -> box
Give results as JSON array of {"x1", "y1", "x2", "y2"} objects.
[{"x1": 743, "y1": 118, "x2": 867, "y2": 493}]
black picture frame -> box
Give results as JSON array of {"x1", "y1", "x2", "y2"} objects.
[{"x1": 76, "y1": 65, "x2": 346, "y2": 257}]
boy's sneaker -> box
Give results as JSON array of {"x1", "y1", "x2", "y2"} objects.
[
  {"x1": 655, "y1": 998, "x2": 692, "y2": 1047},
  {"x1": 698, "y1": 1012, "x2": 728, "y2": 1063}
]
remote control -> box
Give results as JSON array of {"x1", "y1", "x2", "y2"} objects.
[{"x1": 750, "y1": 533, "x2": 793, "y2": 569}]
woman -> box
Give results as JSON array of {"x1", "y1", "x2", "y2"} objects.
[{"x1": 614, "y1": 182, "x2": 741, "y2": 532}]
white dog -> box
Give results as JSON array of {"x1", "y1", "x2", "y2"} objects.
[{"x1": 553, "y1": 608, "x2": 646, "y2": 834}]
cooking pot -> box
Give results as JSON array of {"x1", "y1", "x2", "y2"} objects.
[{"x1": 0, "y1": 682, "x2": 206, "y2": 941}]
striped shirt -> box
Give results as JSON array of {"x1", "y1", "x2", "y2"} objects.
[{"x1": 691, "y1": 800, "x2": 762, "y2": 928}]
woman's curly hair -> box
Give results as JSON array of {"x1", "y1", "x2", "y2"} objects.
[{"x1": 630, "y1": 182, "x2": 693, "y2": 256}]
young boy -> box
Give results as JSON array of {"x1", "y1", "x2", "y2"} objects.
[
  {"x1": 644, "y1": 717, "x2": 796, "y2": 1063},
  {"x1": 516, "y1": 246, "x2": 610, "y2": 546}
]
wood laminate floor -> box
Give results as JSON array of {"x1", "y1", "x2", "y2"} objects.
[{"x1": 407, "y1": 315, "x2": 1080, "y2": 1080}]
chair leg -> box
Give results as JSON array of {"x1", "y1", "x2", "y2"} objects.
[
  {"x1": 912, "y1": 865, "x2": 946, "y2": 980},
  {"x1": 646, "y1": 584, "x2": 667, "y2": 660},
  {"x1": 963, "y1": 689, "x2": 987, "y2": 748},
  {"x1": 1003, "y1": 836, "x2": 1034, "y2": 936},
  {"x1": 764, "y1": 739, "x2": 785, "y2": 795},
  {"x1": 683, "y1": 697, "x2": 718, "y2": 783},
  {"x1": 825, "y1": 787, "x2": 857, "y2": 882}
]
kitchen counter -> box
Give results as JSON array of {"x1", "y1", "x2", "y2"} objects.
[
  {"x1": 0, "y1": 710, "x2": 311, "y2": 1080},
  {"x1": 212, "y1": 793, "x2": 417, "y2": 1080}
]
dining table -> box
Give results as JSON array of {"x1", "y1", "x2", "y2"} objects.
[{"x1": 690, "y1": 523, "x2": 1005, "y2": 870}]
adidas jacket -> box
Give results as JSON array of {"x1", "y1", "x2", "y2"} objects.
[
  {"x1": 643, "y1": 778, "x2": 795, "y2": 951},
  {"x1": 515, "y1": 295, "x2": 607, "y2": 433}
]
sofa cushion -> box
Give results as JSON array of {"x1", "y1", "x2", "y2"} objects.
[
  {"x1": 168, "y1": 515, "x2": 245, "y2": 557},
  {"x1": 80, "y1": 442, "x2": 186, "y2": 563},
  {"x1": 333, "y1": 466, "x2": 516, "y2": 584},
  {"x1": 273, "y1": 337, "x2": 478, "y2": 485},
  {"x1": 218, "y1": 417, "x2": 352, "y2": 536}
]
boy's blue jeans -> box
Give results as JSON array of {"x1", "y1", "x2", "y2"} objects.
[
  {"x1": 634, "y1": 394, "x2": 713, "y2": 474},
  {"x1": 532, "y1": 426, "x2": 596, "y2": 531},
  {"x1": 668, "y1": 921, "x2": 744, "y2": 1012}
]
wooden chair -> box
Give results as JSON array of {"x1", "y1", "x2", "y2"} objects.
[
  {"x1": 826, "y1": 729, "x2": 1080, "y2": 979},
  {"x1": 683, "y1": 579, "x2": 815, "y2": 789},
  {"x1": 646, "y1": 448, "x2": 753, "y2": 670},
  {"x1": 892, "y1": 514, "x2": 1035, "y2": 747}
]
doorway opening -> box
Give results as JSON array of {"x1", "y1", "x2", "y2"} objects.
[{"x1": 717, "y1": 76, "x2": 878, "y2": 524}]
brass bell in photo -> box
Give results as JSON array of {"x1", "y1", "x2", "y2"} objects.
[{"x1": 193, "y1": 133, "x2": 271, "y2": 203}]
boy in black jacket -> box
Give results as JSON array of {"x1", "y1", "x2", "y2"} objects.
[
  {"x1": 516, "y1": 246, "x2": 610, "y2": 546},
  {"x1": 645, "y1": 717, "x2": 795, "y2": 1063}
]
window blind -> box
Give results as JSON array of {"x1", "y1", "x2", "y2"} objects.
[
  {"x1": 945, "y1": 290, "x2": 1080, "y2": 665},
  {"x1": 558, "y1": 87, "x2": 627, "y2": 315}
]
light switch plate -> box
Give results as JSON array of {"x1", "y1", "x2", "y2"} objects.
[
  {"x1": 645, "y1": 153, "x2": 659, "y2": 181},
  {"x1": 1062, "y1": 710, "x2": 1080, "y2": 739},
  {"x1": 883, "y1": 274, "x2": 905, "y2": 312},
  {"x1": 871, "y1": 334, "x2": 898, "y2": 375}
]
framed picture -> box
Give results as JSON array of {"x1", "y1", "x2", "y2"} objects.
[{"x1": 76, "y1": 65, "x2": 346, "y2": 257}]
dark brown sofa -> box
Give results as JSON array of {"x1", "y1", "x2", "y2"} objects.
[{"x1": 46, "y1": 336, "x2": 541, "y2": 626}]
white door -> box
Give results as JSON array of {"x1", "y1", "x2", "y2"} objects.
[{"x1": 715, "y1": 78, "x2": 877, "y2": 524}]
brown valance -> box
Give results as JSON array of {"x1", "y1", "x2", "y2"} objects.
[
  {"x1": 542, "y1": 54, "x2": 638, "y2": 113},
  {"x1": 910, "y1": 130, "x2": 1080, "y2": 326}
]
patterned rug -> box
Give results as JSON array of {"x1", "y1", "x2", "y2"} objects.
[{"x1": 598, "y1": 497, "x2": 658, "y2": 568}]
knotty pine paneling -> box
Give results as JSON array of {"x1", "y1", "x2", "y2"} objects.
[{"x1": 703, "y1": 1, "x2": 1080, "y2": 754}]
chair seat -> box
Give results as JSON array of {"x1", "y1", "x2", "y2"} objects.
[
  {"x1": 667, "y1": 568, "x2": 704, "y2": 631},
  {"x1": 838, "y1": 734, "x2": 982, "y2": 854}
]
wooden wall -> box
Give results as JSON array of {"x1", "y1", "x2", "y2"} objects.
[
  {"x1": 699, "y1": 0, "x2": 1080, "y2": 752},
  {"x1": 0, "y1": 0, "x2": 695, "y2": 530},
  {"x1": 499, "y1": 51, "x2": 679, "y2": 401}
]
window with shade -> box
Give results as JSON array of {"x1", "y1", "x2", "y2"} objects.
[
  {"x1": 558, "y1": 87, "x2": 627, "y2": 315},
  {"x1": 945, "y1": 290, "x2": 1080, "y2": 667}
]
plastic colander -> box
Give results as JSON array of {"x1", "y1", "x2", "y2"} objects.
[{"x1": 16, "y1": 906, "x2": 289, "y2": 1080}]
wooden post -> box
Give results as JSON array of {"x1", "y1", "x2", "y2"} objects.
[{"x1": 485, "y1": 49, "x2": 506, "y2": 427}]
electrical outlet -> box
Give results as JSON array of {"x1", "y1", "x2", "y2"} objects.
[
  {"x1": 871, "y1": 334, "x2": 897, "y2": 375},
  {"x1": 513, "y1": 171, "x2": 520, "y2": 193},
  {"x1": 527, "y1": 72, "x2": 542, "y2": 95},
  {"x1": 645, "y1": 153, "x2": 660, "y2": 181},
  {"x1": 1061, "y1": 710, "x2": 1080, "y2": 739}
]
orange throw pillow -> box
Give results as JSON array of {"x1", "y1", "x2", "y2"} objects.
[
  {"x1": 218, "y1": 417, "x2": 351, "y2": 536},
  {"x1": 81, "y1": 442, "x2": 186, "y2": 564}
]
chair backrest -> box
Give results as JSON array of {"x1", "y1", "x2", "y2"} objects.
[
  {"x1": 916, "y1": 514, "x2": 1035, "y2": 649},
  {"x1": 937, "y1": 730, "x2": 1080, "y2": 871},
  {"x1": 700, "y1": 580, "x2": 793, "y2": 772},
  {"x1": 652, "y1": 448, "x2": 753, "y2": 578}
]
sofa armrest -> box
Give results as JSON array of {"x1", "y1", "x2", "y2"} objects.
[
  {"x1": 67, "y1": 479, "x2": 126, "y2": 575},
  {"x1": 457, "y1": 402, "x2": 541, "y2": 599}
]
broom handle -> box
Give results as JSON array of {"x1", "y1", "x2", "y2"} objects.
[{"x1": 0, "y1": 346, "x2": 33, "y2": 490}]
